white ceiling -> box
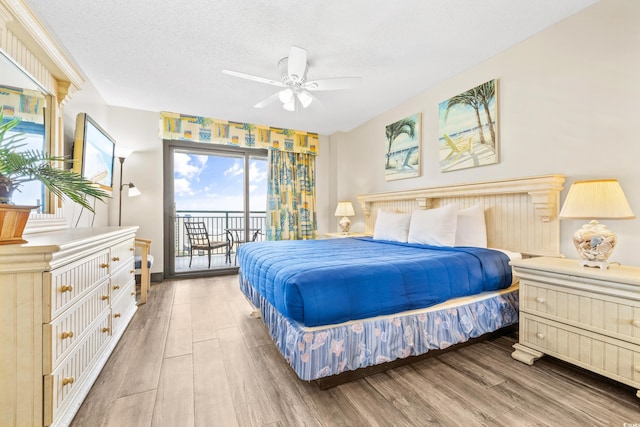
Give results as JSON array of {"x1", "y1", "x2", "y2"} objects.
[{"x1": 23, "y1": 0, "x2": 598, "y2": 135}]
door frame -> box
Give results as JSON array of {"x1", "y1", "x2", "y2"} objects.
[{"x1": 162, "y1": 139, "x2": 267, "y2": 279}]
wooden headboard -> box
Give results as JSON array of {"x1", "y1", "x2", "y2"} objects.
[{"x1": 357, "y1": 174, "x2": 566, "y2": 257}]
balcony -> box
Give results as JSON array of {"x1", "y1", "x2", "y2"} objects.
[{"x1": 174, "y1": 210, "x2": 266, "y2": 272}]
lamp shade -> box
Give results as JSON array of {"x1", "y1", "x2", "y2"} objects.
[
  {"x1": 559, "y1": 179, "x2": 635, "y2": 220},
  {"x1": 115, "y1": 146, "x2": 134, "y2": 159},
  {"x1": 128, "y1": 184, "x2": 142, "y2": 197},
  {"x1": 334, "y1": 201, "x2": 355, "y2": 217}
]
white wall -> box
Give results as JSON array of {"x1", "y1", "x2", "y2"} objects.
[{"x1": 330, "y1": 0, "x2": 640, "y2": 267}]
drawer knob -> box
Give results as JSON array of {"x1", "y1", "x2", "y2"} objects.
[
  {"x1": 535, "y1": 297, "x2": 545, "y2": 304},
  {"x1": 130, "y1": 269, "x2": 135, "y2": 274},
  {"x1": 130, "y1": 247, "x2": 135, "y2": 251},
  {"x1": 102, "y1": 327, "x2": 110, "y2": 333},
  {"x1": 61, "y1": 331, "x2": 74, "y2": 339},
  {"x1": 536, "y1": 332, "x2": 545, "y2": 340},
  {"x1": 62, "y1": 377, "x2": 75, "y2": 386},
  {"x1": 112, "y1": 256, "x2": 120, "y2": 262},
  {"x1": 60, "y1": 285, "x2": 73, "y2": 293},
  {"x1": 100, "y1": 263, "x2": 110, "y2": 269},
  {"x1": 101, "y1": 295, "x2": 110, "y2": 301},
  {"x1": 113, "y1": 285, "x2": 120, "y2": 290},
  {"x1": 130, "y1": 291, "x2": 136, "y2": 296},
  {"x1": 114, "y1": 313, "x2": 121, "y2": 318},
  {"x1": 632, "y1": 320, "x2": 640, "y2": 328}
]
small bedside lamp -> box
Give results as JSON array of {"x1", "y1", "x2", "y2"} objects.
[
  {"x1": 334, "y1": 201, "x2": 355, "y2": 234},
  {"x1": 559, "y1": 179, "x2": 635, "y2": 269}
]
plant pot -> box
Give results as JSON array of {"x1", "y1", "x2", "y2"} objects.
[{"x1": 0, "y1": 204, "x2": 37, "y2": 245}]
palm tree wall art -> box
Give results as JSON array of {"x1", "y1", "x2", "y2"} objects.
[
  {"x1": 439, "y1": 79, "x2": 498, "y2": 172},
  {"x1": 385, "y1": 112, "x2": 421, "y2": 181}
]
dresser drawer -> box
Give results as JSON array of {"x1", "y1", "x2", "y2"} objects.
[
  {"x1": 520, "y1": 313, "x2": 640, "y2": 389},
  {"x1": 43, "y1": 310, "x2": 112, "y2": 425},
  {"x1": 520, "y1": 278, "x2": 640, "y2": 344},
  {"x1": 110, "y1": 260, "x2": 135, "y2": 301},
  {"x1": 44, "y1": 249, "x2": 111, "y2": 322},
  {"x1": 43, "y1": 281, "x2": 111, "y2": 374},
  {"x1": 111, "y1": 279, "x2": 137, "y2": 337},
  {"x1": 110, "y1": 238, "x2": 136, "y2": 272}
]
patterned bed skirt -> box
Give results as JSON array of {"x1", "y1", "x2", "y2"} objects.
[{"x1": 239, "y1": 272, "x2": 519, "y2": 381}]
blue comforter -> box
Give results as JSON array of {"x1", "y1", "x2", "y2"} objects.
[{"x1": 238, "y1": 237, "x2": 512, "y2": 327}]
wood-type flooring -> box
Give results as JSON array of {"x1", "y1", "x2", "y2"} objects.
[{"x1": 71, "y1": 275, "x2": 640, "y2": 427}]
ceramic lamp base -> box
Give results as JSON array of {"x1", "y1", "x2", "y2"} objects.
[
  {"x1": 338, "y1": 216, "x2": 351, "y2": 234},
  {"x1": 573, "y1": 220, "x2": 616, "y2": 269}
]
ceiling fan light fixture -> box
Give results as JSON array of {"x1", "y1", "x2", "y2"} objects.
[
  {"x1": 278, "y1": 88, "x2": 293, "y2": 103},
  {"x1": 297, "y1": 90, "x2": 313, "y2": 108},
  {"x1": 283, "y1": 99, "x2": 295, "y2": 111}
]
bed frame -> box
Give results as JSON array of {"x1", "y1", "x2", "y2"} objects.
[
  {"x1": 357, "y1": 174, "x2": 566, "y2": 258},
  {"x1": 240, "y1": 174, "x2": 566, "y2": 384}
]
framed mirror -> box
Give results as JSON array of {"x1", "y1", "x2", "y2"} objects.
[
  {"x1": 1, "y1": 51, "x2": 52, "y2": 213},
  {"x1": 1, "y1": 50, "x2": 56, "y2": 214}
]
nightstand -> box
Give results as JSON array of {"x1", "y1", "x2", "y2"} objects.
[
  {"x1": 324, "y1": 232, "x2": 371, "y2": 239},
  {"x1": 510, "y1": 256, "x2": 640, "y2": 398}
]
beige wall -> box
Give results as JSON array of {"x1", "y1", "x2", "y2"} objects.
[{"x1": 329, "y1": 0, "x2": 640, "y2": 266}]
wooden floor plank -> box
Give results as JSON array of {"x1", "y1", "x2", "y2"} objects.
[
  {"x1": 191, "y1": 296, "x2": 219, "y2": 343},
  {"x1": 193, "y1": 339, "x2": 239, "y2": 427},
  {"x1": 164, "y1": 302, "x2": 193, "y2": 358},
  {"x1": 152, "y1": 354, "x2": 195, "y2": 427},
  {"x1": 102, "y1": 389, "x2": 156, "y2": 427},
  {"x1": 249, "y1": 345, "x2": 323, "y2": 427},
  {"x1": 118, "y1": 313, "x2": 171, "y2": 396},
  {"x1": 217, "y1": 326, "x2": 280, "y2": 427}
]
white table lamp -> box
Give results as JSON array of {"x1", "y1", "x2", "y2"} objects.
[
  {"x1": 334, "y1": 201, "x2": 355, "y2": 234},
  {"x1": 559, "y1": 179, "x2": 635, "y2": 269}
]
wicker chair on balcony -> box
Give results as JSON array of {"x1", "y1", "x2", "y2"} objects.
[{"x1": 184, "y1": 222, "x2": 230, "y2": 268}]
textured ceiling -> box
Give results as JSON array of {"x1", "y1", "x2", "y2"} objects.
[{"x1": 23, "y1": 0, "x2": 598, "y2": 135}]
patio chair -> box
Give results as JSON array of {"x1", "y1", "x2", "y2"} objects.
[
  {"x1": 226, "y1": 228, "x2": 264, "y2": 266},
  {"x1": 184, "y1": 222, "x2": 230, "y2": 268}
]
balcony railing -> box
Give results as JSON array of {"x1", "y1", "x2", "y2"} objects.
[{"x1": 175, "y1": 210, "x2": 266, "y2": 259}]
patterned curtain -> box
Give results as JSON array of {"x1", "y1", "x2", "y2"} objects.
[{"x1": 266, "y1": 150, "x2": 318, "y2": 240}]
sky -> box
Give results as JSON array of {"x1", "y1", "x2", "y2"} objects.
[{"x1": 173, "y1": 151, "x2": 268, "y2": 213}]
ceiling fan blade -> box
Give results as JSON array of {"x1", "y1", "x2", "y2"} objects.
[
  {"x1": 222, "y1": 69, "x2": 285, "y2": 87},
  {"x1": 287, "y1": 46, "x2": 307, "y2": 82},
  {"x1": 303, "y1": 77, "x2": 362, "y2": 91},
  {"x1": 254, "y1": 92, "x2": 282, "y2": 108}
]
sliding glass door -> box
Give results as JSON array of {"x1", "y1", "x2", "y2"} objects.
[{"x1": 163, "y1": 140, "x2": 267, "y2": 277}]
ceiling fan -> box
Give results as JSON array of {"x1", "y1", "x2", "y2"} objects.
[{"x1": 222, "y1": 46, "x2": 361, "y2": 112}]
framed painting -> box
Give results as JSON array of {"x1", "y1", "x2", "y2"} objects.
[
  {"x1": 438, "y1": 79, "x2": 498, "y2": 172},
  {"x1": 385, "y1": 112, "x2": 421, "y2": 181}
]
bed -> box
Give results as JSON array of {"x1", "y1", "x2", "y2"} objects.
[{"x1": 238, "y1": 174, "x2": 566, "y2": 381}]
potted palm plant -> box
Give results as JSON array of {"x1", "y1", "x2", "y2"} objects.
[{"x1": 0, "y1": 110, "x2": 110, "y2": 244}]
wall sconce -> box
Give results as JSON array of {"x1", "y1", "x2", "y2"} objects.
[
  {"x1": 334, "y1": 201, "x2": 355, "y2": 234},
  {"x1": 117, "y1": 150, "x2": 141, "y2": 226},
  {"x1": 559, "y1": 179, "x2": 635, "y2": 269}
]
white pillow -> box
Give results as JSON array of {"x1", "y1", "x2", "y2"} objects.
[
  {"x1": 373, "y1": 210, "x2": 411, "y2": 242},
  {"x1": 455, "y1": 203, "x2": 487, "y2": 247},
  {"x1": 408, "y1": 204, "x2": 459, "y2": 246}
]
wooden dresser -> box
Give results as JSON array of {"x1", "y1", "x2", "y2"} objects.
[
  {"x1": 0, "y1": 226, "x2": 138, "y2": 426},
  {"x1": 511, "y1": 256, "x2": 640, "y2": 397}
]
